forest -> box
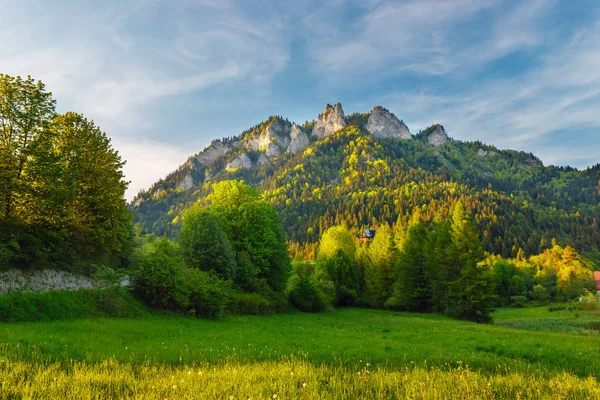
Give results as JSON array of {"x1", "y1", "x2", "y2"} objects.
[
  {"x1": 1, "y1": 73, "x2": 598, "y2": 324},
  {"x1": 131, "y1": 116, "x2": 600, "y2": 267}
]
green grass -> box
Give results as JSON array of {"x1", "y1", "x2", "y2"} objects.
[
  {"x1": 0, "y1": 306, "x2": 598, "y2": 398},
  {"x1": 493, "y1": 305, "x2": 600, "y2": 335}
]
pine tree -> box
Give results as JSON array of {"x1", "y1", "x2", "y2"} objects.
[
  {"x1": 391, "y1": 212, "x2": 429, "y2": 311},
  {"x1": 364, "y1": 223, "x2": 397, "y2": 307},
  {"x1": 447, "y1": 202, "x2": 495, "y2": 322}
]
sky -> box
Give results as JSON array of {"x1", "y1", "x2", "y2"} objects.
[{"x1": 2, "y1": 0, "x2": 600, "y2": 201}]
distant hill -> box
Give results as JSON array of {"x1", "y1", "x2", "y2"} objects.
[{"x1": 130, "y1": 103, "x2": 600, "y2": 264}]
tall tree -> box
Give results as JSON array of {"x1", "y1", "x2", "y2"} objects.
[
  {"x1": 0, "y1": 74, "x2": 56, "y2": 220},
  {"x1": 364, "y1": 223, "x2": 397, "y2": 308},
  {"x1": 392, "y1": 214, "x2": 429, "y2": 311},
  {"x1": 207, "y1": 180, "x2": 290, "y2": 293},
  {"x1": 179, "y1": 207, "x2": 236, "y2": 281},
  {"x1": 447, "y1": 202, "x2": 494, "y2": 322}
]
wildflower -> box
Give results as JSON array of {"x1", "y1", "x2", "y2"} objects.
[
  {"x1": 302, "y1": 383, "x2": 307, "y2": 388},
  {"x1": 273, "y1": 394, "x2": 277, "y2": 399},
  {"x1": 172, "y1": 385, "x2": 177, "y2": 390}
]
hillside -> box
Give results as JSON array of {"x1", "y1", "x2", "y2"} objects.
[{"x1": 130, "y1": 104, "x2": 600, "y2": 263}]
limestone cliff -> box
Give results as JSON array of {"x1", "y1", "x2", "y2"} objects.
[{"x1": 366, "y1": 106, "x2": 412, "y2": 139}]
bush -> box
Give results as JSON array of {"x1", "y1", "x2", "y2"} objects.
[
  {"x1": 287, "y1": 262, "x2": 333, "y2": 313},
  {"x1": 228, "y1": 292, "x2": 273, "y2": 315},
  {"x1": 185, "y1": 269, "x2": 230, "y2": 318},
  {"x1": 132, "y1": 237, "x2": 190, "y2": 312}
]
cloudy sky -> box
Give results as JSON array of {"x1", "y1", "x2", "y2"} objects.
[{"x1": 2, "y1": 0, "x2": 600, "y2": 200}]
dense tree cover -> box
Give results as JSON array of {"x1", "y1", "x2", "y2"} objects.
[
  {"x1": 304, "y1": 203, "x2": 595, "y2": 322},
  {"x1": 132, "y1": 122, "x2": 600, "y2": 267},
  {"x1": 133, "y1": 181, "x2": 292, "y2": 316},
  {"x1": 0, "y1": 74, "x2": 132, "y2": 271},
  {"x1": 204, "y1": 180, "x2": 291, "y2": 295}
]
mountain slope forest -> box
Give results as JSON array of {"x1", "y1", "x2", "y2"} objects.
[{"x1": 131, "y1": 103, "x2": 600, "y2": 265}]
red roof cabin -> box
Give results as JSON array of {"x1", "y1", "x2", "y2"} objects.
[
  {"x1": 362, "y1": 229, "x2": 376, "y2": 243},
  {"x1": 595, "y1": 271, "x2": 600, "y2": 294}
]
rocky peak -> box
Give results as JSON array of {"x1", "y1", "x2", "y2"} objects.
[
  {"x1": 246, "y1": 117, "x2": 292, "y2": 159},
  {"x1": 312, "y1": 102, "x2": 347, "y2": 139},
  {"x1": 427, "y1": 125, "x2": 449, "y2": 147},
  {"x1": 287, "y1": 123, "x2": 310, "y2": 153},
  {"x1": 366, "y1": 106, "x2": 412, "y2": 139}
]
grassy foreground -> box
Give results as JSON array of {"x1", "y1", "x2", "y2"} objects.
[{"x1": 0, "y1": 307, "x2": 598, "y2": 398}]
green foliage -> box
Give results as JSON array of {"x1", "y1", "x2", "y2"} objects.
[
  {"x1": 390, "y1": 215, "x2": 428, "y2": 311},
  {"x1": 0, "y1": 288, "x2": 147, "y2": 322},
  {"x1": 287, "y1": 262, "x2": 333, "y2": 312},
  {"x1": 0, "y1": 74, "x2": 131, "y2": 271},
  {"x1": 132, "y1": 237, "x2": 190, "y2": 312},
  {"x1": 323, "y1": 249, "x2": 359, "y2": 306},
  {"x1": 207, "y1": 180, "x2": 291, "y2": 294},
  {"x1": 317, "y1": 225, "x2": 356, "y2": 262},
  {"x1": 179, "y1": 207, "x2": 236, "y2": 280},
  {"x1": 184, "y1": 268, "x2": 230, "y2": 318},
  {"x1": 365, "y1": 224, "x2": 398, "y2": 308},
  {"x1": 227, "y1": 291, "x2": 274, "y2": 315},
  {"x1": 447, "y1": 202, "x2": 495, "y2": 322}
]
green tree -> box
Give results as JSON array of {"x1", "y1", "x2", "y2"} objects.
[
  {"x1": 179, "y1": 207, "x2": 236, "y2": 281},
  {"x1": 0, "y1": 74, "x2": 56, "y2": 220},
  {"x1": 423, "y1": 220, "x2": 454, "y2": 314},
  {"x1": 324, "y1": 249, "x2": 359, "y2": 306},
  {"x1": 364, "y1": 223, "x2": 397, "y2": 308},
  {"x1": 317, "y1": 225, "x2": 356, "y2": 262},
  {"x1": 207, "y1": 180, "x2": 290, "y2": 293},
  {"x1": 390, "y1": 215, "x2": 429, "y2": 311},
  {"x1": 447, "y1": 202, "x2": 494, "y2": 322}
]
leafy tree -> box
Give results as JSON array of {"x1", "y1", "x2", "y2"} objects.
[
  {"x1": 207, "y1": 180, "x2": 290, "y2": 293},
  {"x1": 0, "y1": 74, "x2": 56, "y2": 220},
  {"x1": 316, "y1": 225, "x2": 356, "y2": 262},
  {"x1": 324, "y1": 249, "x2": 359, "y2": 306},
  {"x1": 179, "y1": 207, "x2": 236, "y2": 281}
]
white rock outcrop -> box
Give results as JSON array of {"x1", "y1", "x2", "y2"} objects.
[
  {"x1": 427, "y1": 125, "x2": 449, "y2": 147},
  {"x1": 177, "y1": 174, "x2": 194, "y2": 190},
  {"x1": 312, "y1": 103, "x2": 346, "y2": 139},
  {"x1": 0, "y1": 269, "x2": 94, "y2": 295},
  {"x1": 226, "y1": 152, "x2": 253, "y2": 171},
  {"x1": 287, "y1": 123, "x2": 310, "y2": 153},
  {"x1": 196, "y1": 140, "x2": 235, "y2": 165},
  {"x1": 366, "y1": 106, "x2": 412, "y2": 139}
]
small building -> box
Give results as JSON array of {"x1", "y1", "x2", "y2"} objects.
[
  {"x1": 595, "y1": 271, "x2": 600, "y2": 294},
  {"x1": 361, "y1": 229, "x2": 376, "y2": 243}
]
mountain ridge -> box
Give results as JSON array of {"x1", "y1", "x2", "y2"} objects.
[{"x1": 130, "y1": 103, "x2": 600, "y2": 264}]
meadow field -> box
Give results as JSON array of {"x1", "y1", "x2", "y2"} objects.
[{"x1": 0, "y1": 306, "x2": 598, "y2": 399}]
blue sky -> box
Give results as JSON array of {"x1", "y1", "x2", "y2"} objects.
[{"x1": 2, "y1": 0, "x2": 600, "y2": 200}]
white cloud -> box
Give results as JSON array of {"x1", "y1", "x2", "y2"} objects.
[
  {"x1": 371, "y1": 18, "x2": 600, "y2": 169},
  {"x1": 0, "y1": 0, "x2": 290, "y2": 201}
]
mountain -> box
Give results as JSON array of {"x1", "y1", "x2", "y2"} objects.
[{"x1": 130, "y1": 103, "x2": 600, "y2": 264}]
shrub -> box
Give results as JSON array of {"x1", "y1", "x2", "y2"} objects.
[
  {"x1": 287, "y1": 262, "x2": 333, "y2": 312},
  {"x1": 228, "y1": 292, "x2": 273, "y2": 315},
  {"x1": 132, "y1": 237, "x2": 190, "y2": 312},
  {"x1": 185, "y1": 269, "x2": 230, "y2": 319}
]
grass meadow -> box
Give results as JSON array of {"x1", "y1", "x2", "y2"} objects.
[{"x1": 0, "y1": 306, "x2": 598, "y2": 398}]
